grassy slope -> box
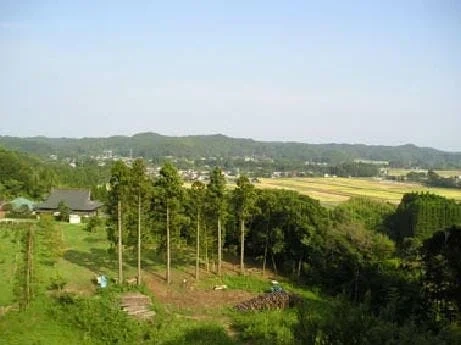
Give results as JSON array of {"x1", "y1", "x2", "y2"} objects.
[
  {"x1": 0, "y1": 222, "x2": 324, "y2": 345},
  {"x1": 0, "y1": 298, "x2": 94, "y2": 345},
  {"x1": 258, "y1": 177, "x2": 461, "y2": 204},
  {"x1": 0, "y1": 227, "x2": 18, "y2": 305}
]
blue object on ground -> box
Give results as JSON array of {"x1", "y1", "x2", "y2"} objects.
[
  {"x1": 97, "y1": 275, "x2": 108, "y2": 288},
  {"x1": 271, "y1": 284, "x2": 283, "y2": 293}
]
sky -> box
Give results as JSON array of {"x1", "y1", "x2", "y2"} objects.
[{"x1": 1, "y1": 1, "x2": 460, "y2": 151}]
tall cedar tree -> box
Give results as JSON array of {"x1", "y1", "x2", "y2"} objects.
[
  {"x1": 189, "y1": 181, "x2": 206, "y2": 280},
  {"x1": 130, "y1": 159, "x2": 152, "y2": 284},
  {"x1": 106, "y1": 161, "x2": 131, "y2": 283},
  {"x1": 207, "y1": 167, "x2": 227, "y2": 277},
  {"x1": 155, "y1": 162, "x2": 183, "y2": 284},
  {"x1": 233, "y1": 176, "x2": 257, "y2": 275}
]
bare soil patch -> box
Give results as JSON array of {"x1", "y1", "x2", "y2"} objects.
[{"x1": 145, "y1": 273, "x2": 255, "y2": 314}]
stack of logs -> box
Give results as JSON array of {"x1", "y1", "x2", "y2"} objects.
[{"x1": 234, "y1": 291, "x2": 299, "y2": 312}]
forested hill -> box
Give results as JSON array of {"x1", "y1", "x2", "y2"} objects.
[{"x1": 1, "y1": 133, "x2": 460, "y2": 168}]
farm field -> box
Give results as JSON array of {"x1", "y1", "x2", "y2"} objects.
[
  {"x1": 257, "y1": 177, "x2": 461, "y2": 205},
  {"x1": 387, "y1": 168, "x2": 461, "y2": 177}
]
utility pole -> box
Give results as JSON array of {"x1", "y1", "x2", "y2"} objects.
[
  {"x1": 118, "y1": 199, "x2": 123, "y2": 284},
  {"x1": 137, "y1": 191, "x2": 141, "y2": 285}
]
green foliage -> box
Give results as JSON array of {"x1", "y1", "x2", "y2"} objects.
[
  {"x1": 154, "y1": 161, "x2": 185, "y2": 246},
  {"x1": 51, "y1": 292, "x2": 151, "y2": 345},
  {"x1": 38, "y1": 215, "x2": 64, "y2": 263},
  {"x1": 14, "y1": 225, "x2": 39, "y2": 310},
  {"x1": 426, "y1": 170, "x2": 461, "y2": 189},
  {"x1": 105, "y1": 159, "x2": 153, "y2": 248},
  {"x1": 329, "y1": 162, "x2": 379, "y2": 177},
  {"x1": 0, "y1": 297, "x2": 95, "y2": 345},
  {"x1": 2, "y1": 134, "x2": 461, "y2": 169},
  {"x1": 0, "y1": 146, "x2": 110, "y2": 200},
  {"x1": 232, "y1": 310, "x2": 296, "y2": 345},
  {"x1": 233, "y1": 176, "x2": 257, "y2": 220},
  {"x1": 331, "y1": 197, "x2": 395, "y2": 231},
  {"x1": 422, "y1": 226, "x2": 461, "y2": 322},
  {"x1": 85, "y1": 217, "x2": 102, "y2": 233},
  {"x1": 57, "y1": 201, "x2": 71, "y2": 222},
  {"x1": 388, "y1": 193, "x2": 461, "y2": 243},
  {"x1": 207, "y1": 167, "x2": 227, "y2": 218},
  {"x1": 295, "y1": 300, "x2": 461, "y2": 345}
]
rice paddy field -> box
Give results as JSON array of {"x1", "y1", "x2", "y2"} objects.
[
  {"x1": 257, "y1": 177, "x2": 461, "y2": 206},
  {"x1": 387, "y1": 168, "x2": 461, "y2": 178}
]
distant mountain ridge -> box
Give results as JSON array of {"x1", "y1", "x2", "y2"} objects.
[{"x1": 0, "y1": 132, "x2": 460, "y2": 168}]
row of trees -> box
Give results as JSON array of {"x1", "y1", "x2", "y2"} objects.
[
  {"x1": 106, "y1": 160, "x2": 260, "y2": 284},
  {"x1": 104, "y1": 160, "x2": 461, "y2": 330},
  {"x1": 406, "y1": 170, "x2": 461, "y2": 189},
  {"x1": 105, "y1": 161, "x2": 392, "y2": 288},
  {"x1": 105, "y1": 160, "x2": 335, "y2": 284}
]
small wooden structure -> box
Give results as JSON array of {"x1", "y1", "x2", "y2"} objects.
[{"x1": 120, "y1": 293, "x2": 155, "y2": 320}]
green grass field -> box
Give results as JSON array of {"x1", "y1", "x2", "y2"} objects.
[
  {"x1": 258, "y1": 177, "x2": 461, "y2": 205},
  {"x1": 0, "y1": 221, "x2": 326, "y2": 345}
]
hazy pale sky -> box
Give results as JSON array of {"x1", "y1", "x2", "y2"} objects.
[{"x1": 1, "y1": 1, "x2": 460, "y2": 151}]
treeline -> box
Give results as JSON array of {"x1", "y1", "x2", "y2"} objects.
[
  {"x1": 0, "y1": 147, "x2": 110, "y2": 200},
  {"x1": 106, "y1": 159, "x2": 461, "y2": 337},
  {"x1": 2, "y1": 132, "x2": 461, "y2": 168},
  {"x1": 406, "y1": 170, "x2": 461, "y2": 189},
  {"x1": 328, "y1": 162, "x2": 379, "y2": 177}
]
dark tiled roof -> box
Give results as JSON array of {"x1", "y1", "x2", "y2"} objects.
[{"x1": 35, "y1": 189, "x2": 103, "y2": 211}]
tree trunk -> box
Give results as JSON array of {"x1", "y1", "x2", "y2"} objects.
[
  {"x1": 262, "y1": 220, "x2": 269, "y2": 277},
  {"x1": 271, "y1": 254, "x2": 278, "y2": 277},
  {"x1": 166, "y1": 203, "x2": 171, "y2": 284},
  {"x1": 354, "y1": 267, "x2": 359, "y2": 302},
  {"x1": 117, "y1": 200, "x2": 123, "y2": 285},
  {"x1": 297, "y1": 257, "x2": 302, "y2": 279},
  {"x1": 217, "y1": 217, "x2": 222, "y2": 278},
  {"x1": 205, "y1": 223, "x2": 209, "y2": 272},
  {"x1": 240, "y1": 218, "x2": 245, "y2": 275},
  {"x1": 137, "y1": 192, "x2": 141, "y2": 285},
  {"x1": 195, "y1": 211, "x2": 200, "y2": 281},
  {"x1": 26, "y1": 226, "x2": 34, "y2": 309}
]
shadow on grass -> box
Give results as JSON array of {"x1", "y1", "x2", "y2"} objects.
[
  {"x1": 64, "y1": 248, "x2": 117, "y2": 273},
  {"x1": 162, "y1": 326, "x2": 237, "y2": 345},
  {"x1": 82, "y1": 237, "x2": 106, "y2": 244}
]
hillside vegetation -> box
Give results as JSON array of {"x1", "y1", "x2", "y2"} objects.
[
  {"x1": 1, "y1": 160, "x2": 461, "y2": 344},
  {"x1": 1, "y1": 132, "x2": 461, "y2": 168}
]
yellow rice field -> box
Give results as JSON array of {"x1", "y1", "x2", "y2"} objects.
[
  {"x1": 387, "y1": 169, "x2": 461, "y2": 178},
  {"x1": 257, "y1": 177, "x2": 461, "y2": 205}
]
